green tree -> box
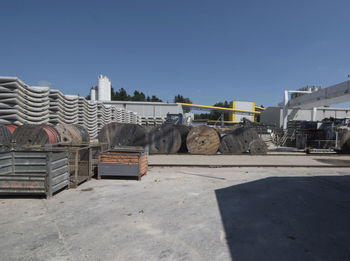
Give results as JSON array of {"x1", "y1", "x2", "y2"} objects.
[
  {"x1": 151, "y1": 95, "x2": 162, "y2": 102},
  {"x1": 174, "y1": 94, "x2": 192, "y2": 104}
]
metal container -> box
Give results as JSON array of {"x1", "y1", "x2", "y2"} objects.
[
  {"x1": 98, "y1": 146, "x2": 147, "y2": 180},
  {"x1": 0, "y1": 150, "x2": 69, "y2": 197}
]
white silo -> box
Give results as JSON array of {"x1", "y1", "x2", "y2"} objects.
[
  {"x1": 97, "y1": 75, "x2": 111, "y2": 101},
  {"x1": 90, "y1": 86, "x2": 97, "y2": 101}
]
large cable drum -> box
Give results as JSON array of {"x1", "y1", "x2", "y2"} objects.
[
  {"x1": 338, "y1": 131, "x2": 350, "y2": 153},
  {"x1": 249, "y1": 139, "x2": 268, "y2": 154},
  {"x1": 186, "y1": 125, "x2": 220, "y2": 155},
  {"x1": 219, "y1": 126, "x2": 259, "y2": 154},
  {"x1": 54, "y1": 124, "x2": 82, "y2": 144},
  {"x1": 0, "y1": 124, "x2": 13, "y2": 145},
  {"x1": 111, "y1": 123, "x2": 147, "y2": 147},
  {"x1": 74, "y1": 124, "x2": 90, "y2": 143},
  {"x1": 219, "y1": 134, "x2": 246, "y2": 154},
  {"x1": 148, "y1": 125, "x2": 182, "y2": 154},
  {"x1": 98, "y1": 122, "x2": 125, "y2": 146},
  {"x1": 173, "y1": 125, "x2": 190, "y2": 153},
  {"x1": 13, "y1": 124, "x2": 52, "y2": 146},
  {"x1": 41, "y1": 125, "x2": 60, "y2": 143},
  {"x1": 5, "y1": 124, "x2": 18, "y2": 134}
]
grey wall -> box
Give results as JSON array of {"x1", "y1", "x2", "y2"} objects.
[{"x1": 102, "y1": 101, "x2": 183, "y2": 119}]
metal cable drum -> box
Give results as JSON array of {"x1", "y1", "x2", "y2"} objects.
[
  {"x1": 5, "y1": 124, "x2": 18, "y2": 134},
  {"x1": 13, "y1": 124, "x2": 51, "y2": 146},
  {"x1": 0, "y1": 124, "x2": 13, "y2": 145},
  {"x1": 111, "y1": 123, "x2": 147, "y2": 147},
  {"x1": 186, "y1": 125, "x2": 220, "y2": 155},
  {"x1": 41, "y1": 125, "x2": 61, "y2": 143},
  {"x1": 173, "y1": 124, "x2": 191, "y2": 153},
  {"x1": 74, "y1": 124, "x2": 90, "y2": 143},
  {"x1": 219, "y1": 126, "x2": 259, "y2": 154},
  {"x1": 98, "y1": 122, "x2": 125, "y2": 146},
  {"x1": 148, "y1": 125, "x2": 182, "y2": 154},
  {"x1": 54, "y1": 124, "x2": 82, "y2": 144}
]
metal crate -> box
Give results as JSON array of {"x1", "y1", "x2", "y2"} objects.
[{"x1": 0, "y1": 150, "x2": 69, "y2": 197}]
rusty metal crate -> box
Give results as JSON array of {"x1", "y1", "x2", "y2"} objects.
[
  {"x1": 48, "y1": 143, "x2": 109, "y2": 188},
  {"x1": 0, "y1": 149, "x2": 69, "y2": 197},
  {"x1": 98, "y1": 146, "x2": 147, "y2": 180}
]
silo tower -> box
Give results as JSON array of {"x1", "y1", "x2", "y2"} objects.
[{"x1": 97, "y1": 75, "x2": 111, "y2": 101}]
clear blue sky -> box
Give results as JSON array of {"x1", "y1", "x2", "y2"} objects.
[{"x1": 1, "y1": 0, "x2": 349, "y2": 107}]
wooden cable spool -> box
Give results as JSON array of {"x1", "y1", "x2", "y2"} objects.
[
  {"x1": 54, "y1": 124, "x2": 82, "y2": 144},
  {"x1": 249, "y1": 139, "x2": 268, "y2": 154},
  {"x1": 186, "y1": 125, "x2": 220, "y2": 155},
  {"x1": 0, "y1": 124, "x2": 13, "y2": 145},
  {"x1": 13, "y1": 124, "x2": 50, "y2": 146},
  {"x1": 219, "y1": 126, "x2": 259, "y2": 154},
  {"x1": 173, "y1": 124, "x2": 190, "y2": 153},
  {"x1": 148, "y1": 125, "x2": 182, "y2": 154},
  {"x1": 219, "y1": 134, "x2": 246, "y2": 154},
  {"x1": 74, "y1": 124, "x2": 90, "y2": 143},
  {"x1": 111, "y1": 123, "x2": 147, "y2": 147},
  {"x1": 98, "y1": 122, "x2": 125, "y2": 146}
]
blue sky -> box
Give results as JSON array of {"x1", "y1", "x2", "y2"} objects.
[{"x1": 1, "y1": 0, "x2": 349, "y2": 107}]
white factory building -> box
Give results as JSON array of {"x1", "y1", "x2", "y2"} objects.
[{"x1": 90, "y1": 75, "x2": 183, "y2": 125}]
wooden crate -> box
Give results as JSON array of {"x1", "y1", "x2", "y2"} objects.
[{"x1": 98, "y1": 147, "x2": 147, "y2": 180}]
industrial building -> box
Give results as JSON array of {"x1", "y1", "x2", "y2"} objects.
[{"x1": 260, "y1": 79, "x2": 350, "y2": 128}]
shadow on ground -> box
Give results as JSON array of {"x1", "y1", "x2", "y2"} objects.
[{"x1": 215, "y1": 175, "x2": 350, "y2": 261}]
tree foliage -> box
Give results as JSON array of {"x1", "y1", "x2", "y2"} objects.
[
  {"x1": 174, "y1": 94, "x2": 192, "y2": 104},
  {"x1": 109, "y1": 87, "x2": 162, "y2": 102},
  {"x1": 194, "y1": 100, "x2": 231, "y2": 121}
]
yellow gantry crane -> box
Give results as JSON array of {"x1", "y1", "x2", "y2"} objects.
[{"x1": 176, "y1": 101, "x2": 264, "y2": 127}]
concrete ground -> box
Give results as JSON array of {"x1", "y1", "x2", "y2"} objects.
[
  {"x1": 148, "y1": 154, "x2": 350, "y2": 167},
  {"x1": 1, "y1": 166, "x2": 350, "y2": 261}
]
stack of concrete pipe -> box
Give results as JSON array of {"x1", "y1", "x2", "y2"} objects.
[
  {"x1": 98, "y1": 123, "x2": 268, "y2": 155},
  {"x1": 0, "y1": 77, "x2": 141, "y2": 139}
]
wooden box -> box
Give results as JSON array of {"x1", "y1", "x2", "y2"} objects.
[{"x1": 97, "y1": 147, "x2": 147, "y2": 180}]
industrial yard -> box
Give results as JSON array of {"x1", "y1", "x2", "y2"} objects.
[
  {"x1": 2, "y1": 1, "x2": 350, "y2": 260},
  {"x1": 1, "y1": 75, "x2": 350, "y2": 260},
  {"x1": 1, "y1": 163, "x2": 349, "y2": 261}
]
